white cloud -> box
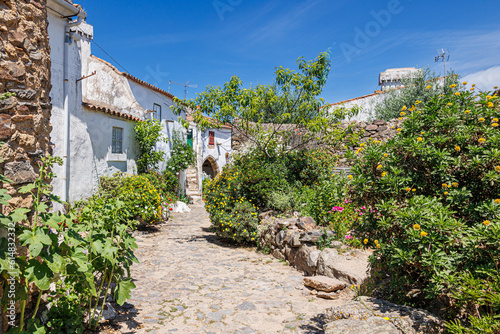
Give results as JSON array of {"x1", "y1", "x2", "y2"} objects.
[{"x1": 462, "y1": 66, "x2": 500, "y2": 91}]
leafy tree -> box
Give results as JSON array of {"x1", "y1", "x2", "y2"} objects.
[
  {"x1": 373, "y1": 67, "x2": 460, "y2": 120},
  {"x1": 165, "y1": 130, "x2": 196, "y2": 174},
  {"x1": 134, "y1": 119, "x2": 167, "y2": 173},
  {"x1": 173, "y1": 52, "x2": 358, "y2": 158}
]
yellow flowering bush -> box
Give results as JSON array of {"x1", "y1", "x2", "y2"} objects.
[{"x1": 349, "y1": 87, "x2": 500, "y2": 331}]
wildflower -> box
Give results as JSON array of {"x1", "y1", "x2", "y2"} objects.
[
  {"x1": 483, "y1": 220, "x2": 490, "y2": 226},
  {"x1": 470, "y1": 87, "x2": 475, "y2": 91},
  {"x1": 412, "y1": 188, "x2": 416, "y2": 192},
  {"x1": 348, "y1": 175, "x2": 353, "y2": 180},
  {"x1": 442, "y1": 183, "x2": 448, "y2": 188},
  {"x1": 345, "y1": 235, "x2": 353, "y2": 240},
  {"x1": 454, "y1": 145, "x2": 460, "y2": 152},
  {"x1": 405, "y1": 187, "x2": 411, "y2": 192},
  {"x1": 487, "y1": 102, "x2": 494, "y2": 108},
  {"x1": 446, "y1": 103, "x2": 453, "y2": 106},
  {"x1": 417, "y1": 137, "x2": 423, "y2": 142},
  {"x1": 384, "y1": 317, "x2": 391, "y2": 321},
  {"x1": 495, "y1": 199, "x2": 500, "y2": 204},
  {"x1": 381, "y1": 171, "x2": 387, "y2": 177},
  {"x1": 495, "y1": 166, "x2": 500, "y2": 172},
  {"x1": 463, "y1": 81, "x2": 467, "y2": 85},
  {"x1": 493, "y1": 118, "x2": 499, "y2": 122},
  {"x1": 377, "y1": 164, "x2": 383, "y2": 170},
  {"x1": 384, "y1": 153, "x2": 388, "y2": 158},
  {"x1": 363, "y1": 238, "x2": 368, "y2": 244},
  {"x1": 452, "y1": 182, "x2": 458, "y2": 187},
  {"x1": 421, "y1": 131, "x2": 425, "y2": 135},
  {"x1": 401, "y1": 105, "x2": 407, "y2": 111},
  {"x1": 455, "y1": 92, "x2": 460, "y2": 96},
  {"x1": 444, "y1": 191, "x2": 448, "y2": 195},
  {"x1": 492, "y1": 123, "x2": 499, "y2": 127},
  {"x1": 425, "y1": 85, "x2": 431, "y2": 90},
  {"x1": 415, "y1": 100, "x2": 422, "y2": 105},
  {"x1": 420, "y1": 231, "x2": 428, "y2": 237},
  {"x1": 399, "y1": 117, "x2": 403, "y2": 121},
  {"x1": 396, "y1": 128, "x2": 401, "y2": 132},
  {"x1": 479, "y1": 117, "x2": 485, "y2": 122},
  {"x1": 450, "y1": 84, "x2": 457, "y2": 88},
  {"x1": 400, "y1": 111, "x2": 406, "y2": 116},
  {"x1": 478, "y1": 138, "x2": 486, "y2": 143},
  {"x1": 464, "y1": 110, "x2": 471, "y2": 114},
  {"x1": 413, "y1": 224, "x2": 421, "y2": 230}
]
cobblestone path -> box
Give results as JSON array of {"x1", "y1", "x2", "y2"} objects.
[{"x1": 112, "y1": 204, "x2": 351, "y2": 334}]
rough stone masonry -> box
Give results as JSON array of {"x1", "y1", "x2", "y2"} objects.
[{"x1": 0, "y1": 0, "x2": 52, "y2": 330}]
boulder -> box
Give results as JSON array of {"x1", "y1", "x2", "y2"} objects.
[
  {"x1": 171, "y1": 201, "x2": 191, "y2": 213},
  {"x1": 271, "y1": 249, "x2": 285, "y2": 261},
  {"x1": 258, "y1": 210, "x2": 274, "y2": 220},
  {"x1": 324, "y1": 296, "x2": 444, "y2": 334},
  {"x1": 299, "y1": 231, "x2": 322, "y2": 243},
  {"x1": 317, "y1": 248, "x2": 369, "y2": 285},
  {"x1": 294, "y1": 244, "x2": 320, "y2": 275},
  {"x1": 297, "y1": 216, "x2": 316, "y2": 231},
  {"x1": 317, "y1": 291, "x2": 340, "y2": 300},
  {"x1": 303, "y1": 276, "x2": 346, "y2": 292}
]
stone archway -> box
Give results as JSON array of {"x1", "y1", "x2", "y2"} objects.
[{"x1": 202, "y1": 156, "x2": 219, "y2": 178}]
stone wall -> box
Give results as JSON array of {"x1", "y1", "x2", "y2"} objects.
[
  {"x1": 0, "y1": 0, "x2": 52, "y2": 330},
  {"x1": 0, "y1": 0, "x2": 52, "y2": 209}
]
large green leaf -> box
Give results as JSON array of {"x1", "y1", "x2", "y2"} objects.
[
  {"x1": 25, "y1": 259, "x2": 52, "y2": 290},
  {"x1": 18, "y1": 228, "x2": 52, "y2": 257},
  {"x1": 114, "y1": 278, "x2": 136, "y2": 306},
  {"x1": 71, "y1": 249, "x2": 89, "y2": 272}
]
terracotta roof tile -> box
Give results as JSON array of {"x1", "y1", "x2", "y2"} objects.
[
  {"x1": 123, "y1": 73, "x2": 176, "y2": 100},
  {"x1": 82, "y1": 101, "x2": 141, "y2": 122}
]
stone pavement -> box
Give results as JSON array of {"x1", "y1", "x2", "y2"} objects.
[{"x1": 109, "y1": 204, "x2": 353, "y2": 334}]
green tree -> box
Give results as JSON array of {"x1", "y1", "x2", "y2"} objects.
[
  {"x1": 173, "y1": 51, "x2": 358, "y2": 158},
  {"x1": 373, "y1": 67, "x2": 460, "y2": 121},
  {"x1": 134, "y1": 119, "x2": 167, "y2": 173}
]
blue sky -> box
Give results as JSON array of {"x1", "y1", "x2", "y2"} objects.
[{"x1": 82, "y1": 0, "x2": 500, "y2": 104}]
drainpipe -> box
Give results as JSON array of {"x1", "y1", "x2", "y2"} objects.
[{"x1": 57, "y1": 1, "x2": 86, "y2": 202}]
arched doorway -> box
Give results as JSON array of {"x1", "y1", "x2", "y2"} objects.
[{"x1": 202, "y1": 156, "x2": 219, "y2": 179}]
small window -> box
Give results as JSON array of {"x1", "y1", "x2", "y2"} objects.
[
  {"x1": 208, "y1": 131, "x2": 215, "y2": 146},
  {"x1": 152, "y1": 103, "x2": 161, "y2": 120},
  {"x1": 112, "y1": 127, "x2": 123, "y2": 154}
]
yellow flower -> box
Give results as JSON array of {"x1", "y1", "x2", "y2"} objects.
[
  {"x1": 454, "y1": 145, "x2": 460, "y2": 152},
  {"x1": 421, "y1": 131, "x2": 425, "y2": 135},
  {"x1": 405, "y1": 187, "x2": 411, "y2": 192},
  {"x1": 360, "y1": 143, "x2": 365, "y2": 147},
  {"x1": 412, "y1": 188, "x2": 416, "y2": 192},
  {"x1": 483, "y1": 220, "x2": 490, "y2": 226},
  {"x1": 381, "y1": 171, "x2": 387, "y2": 177},
  {"x1": 399, "y1": 117, "x2": 403, "y2": 121},
  {"x1": 450, "y1": 84, "x2": 457, "y2": 88},
  {"x1": 487, "y1": 102, "x2": 494, "y2": 108},
  {"x1": 348, "y1": 175, "x2": 353, "y2": 180},
  {"x1": 374, "y1": 239, "x2": 379, "y2": 244},
  {"x1": 472, "y1": 84, "x2": 476, "y2": 87},
  {"x1": 420, "y1": 231, "x2": 428, "y2": 237},
  {"x1": 495, "y1": 166, "x2": 500, "y2": 172},
  {"x1": 384, "y1": 153, "x2": 388, "y2": 158},
  {"x1": 447, "y1": 103, "x2": 453, "y2": 106},
  {"x1": 470, "y1": 87, "x2": 475, "y2": 91},
  {"x1": 417, "y1": 137, "x2": 423, "y2": 142},
  {"x1": 464, "y1": 110, "x2": 471, "y2": 114},
  {"x1": 442, "y1": 183, "x2": 448, "y2": 188},
  {"x1": 455, "y1": 92, "x2": 460, "y2": 96},
  {"x1": 396, "y1": 128, "x2": 401, "y2": 132},
  {"x1": 400, "y1": 111, "x2": 406, "y2": 117},
  {"x1": 444, "y1": 191, "x2": 448, "y2": 195},
  {"x1": 493, "y1": 118, "x2": 499, "y2": 122},
  {"x1": 383, "y1": 317, "x2": 391, "y2": 321},
  {"x1": 452, "y1": 182, "x2": 458, "y2": 187},
  {"x1": 478, "y1": 138, "x2": 486, "y2": 143},
  {"x1": 413, "y1": 224, "x2": 421, "y2": 230},
  {"x1": 377, "y1": 164, "x2": 383, "y2": 170},
  {"x1": 415, "y1": 100, "x2": 422, "y2": 105},
  {"x1": 363, "y1": 238, "x2": 368, "y2": 245},
  {"x1": 425, "y1": 85, "x2": 431, "y2": 90},
  {"x1": 401, "y1": 105, "x2": 407, "y2": 111},
  {"x1": 492, "y1": 123, "x2": 499, "y2": 127},
  {"x1": 462, "y1": 81, "x2": 467, "y2": 85}
]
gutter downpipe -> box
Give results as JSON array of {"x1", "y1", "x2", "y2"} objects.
[{"x1": 55, "y1": 0, "x2": 86, "y2": 202}]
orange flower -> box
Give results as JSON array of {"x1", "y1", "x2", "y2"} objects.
[
  {"x1": 420, "y1": 231, "x2": 428, "y2": 237},
  {"x1": 413, "y1": 224, "x2": 421, "y2": 230}
]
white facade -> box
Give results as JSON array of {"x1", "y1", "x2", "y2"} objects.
[
  {"x1": 379, "y1": 67, "x2": 420, "y2": 91},
  {"x1": 48, "y1": 0, "x2": 186, "y2": 203},
  {"x1": 328, "y1": 91, "x2": 390, "y2": 121}
]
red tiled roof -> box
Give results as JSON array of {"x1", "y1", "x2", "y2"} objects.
[
  {"x1": 82, "y1": 101, "x2": 141, "y2": 122},
  {"x1": 123, "y1": 73, "x2": 176, "y2": 100}
]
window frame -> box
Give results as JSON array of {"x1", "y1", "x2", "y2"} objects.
[
  {"x1": 152, "y1": 103, "x2": 162, "y2": 121},
  {"x1": 208, "y1": 131, "x2": 215, "y2": 146},
  {"x1": 111, "y1": 126, "x2": 123, "y2": 154}
]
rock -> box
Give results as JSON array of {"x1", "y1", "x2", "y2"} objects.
[
  {"x1": 373, "y1": 119, "x2": 387, "y2": 125},
  {"x1": 235, "y1": 301, "x2": 256, "y2": 311},
  {"x1": 171, "y1": 201, "x2": 190, "y2": 213},
  {"x1": 303, "y1": 276, "x2": 346, "y2": 292},
  {"x1": 4, "y1": 160, "x2": 37, "y2": 184},
  {"x1": 365, "y1": 124, "x2": 379, "y2": 131},
  {"x1": 299, "y1": 231, "x2": 322, "y2": 243},
  {"x1": 297, "y1": 217, "x2": 316, "y2": 230},
  {"x1": 258, "y1": 210, "x2": 274, "y2": 220},
  {"x1": 290, "y1": 233, "x2": 301, "y2": 247},
  {"x1": 317, "y1": 248, "x2": 369, "y2": 285},
  {"x1": 324, "y1": 317, "x2": 399, "y2": 334},
  {"x1": 275, "y1": 230, "x2": 286, "y2": 247},
  {"x1": 271, "y1": 249, "x2": 285, "y2": 261},
  {"x1": 330, "y1": 241, "x2": 343, "y2": 248},
  {"x1": 0, "y1": 114, "x2": 11, "y2": 140},
  {"x1": 277, "y1": 221, "x2": 289, "y2": 229},
  {"x1": 0, "y1": 96, "x2": 17, "y2": 111},
  {"x1": 324, "y1": 296, "x2": 444, "y2": 334},
  {"x1": 8, "y1": 89, "x2": 36, "y2": 100},
  {"x1": 317, "y1": 291, "x2": 340, "y2": 300},
  {"x1": 294, "y1": 244, "x2": 320, "y2": 275}
]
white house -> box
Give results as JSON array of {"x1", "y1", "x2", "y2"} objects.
[{"x1": 47, "y1": 0, "x2": 186, "y2": 203}]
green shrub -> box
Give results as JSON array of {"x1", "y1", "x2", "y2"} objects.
[
  {"x1": 135, "y1": 118, "x2": 167, "y2": 173},
  {"x1": 350, "y1": 85, "x2": 500, "y2": 330},
  {"x1": 165, "y1": 130, "x2": 196, "y2": 175}
]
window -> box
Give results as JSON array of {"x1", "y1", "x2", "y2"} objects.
[
  {"x1": 152, "y1": 103, "x2": 161, "y2": 120},
  {"x1": 112, "y1": 127, "x2": 123, "y2": 154},
  {"x1": 208, "y1": 131, "x2": 215, "y2": 146}
]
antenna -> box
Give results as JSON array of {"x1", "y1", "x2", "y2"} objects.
[
  {"x1": 435, "y1": 49, "x2": 450, "y2": 85},
  {"x1": 168, "y1": 80, "x2": 198, "y2": 99}
]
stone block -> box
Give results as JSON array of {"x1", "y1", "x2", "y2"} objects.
[
  {"x1": 0, "y1": 113, "x2": 11, "y2": 140},
  {"x1": 303, "y1": 276, "x2": 346, "y2": 292},
  {"x1": 4, "y1": 160, "x2": 37, "y2": 184},
  {"x1": 365, "y1": 124, "x2": 378, "y2": 131},
  {"x1": 297, "y1": 216, "x2": 316, "y2": 230}
]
